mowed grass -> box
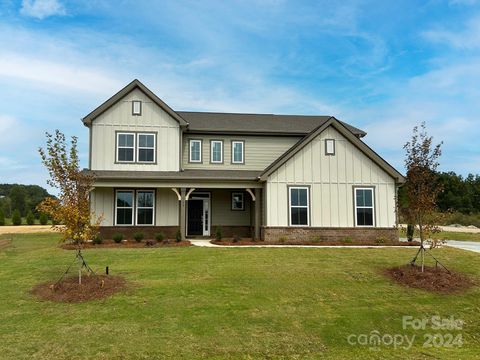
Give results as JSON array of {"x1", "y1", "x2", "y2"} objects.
[{"x1": 1, "y1": 234, "x2": 480, "y2": 359}]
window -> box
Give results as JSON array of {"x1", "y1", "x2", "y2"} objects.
[
  {"x1": 136, "y1": 190, "x2": 155, "y2": 225},
  {"x1": 289, "y1": 187, "x2": 309, "y2": 226},
  {"x1": 355, "y1": 188, "x2": 375, "y2": 227},
  {"x1": 132, "y1": 100, "x2": 142, "y2": 115},
  {"x1": 137, "y1": 133, "x2": 155, "y2": 163},
  {"x1": 210, "y1": 140, "x2": 223, "y2": 163},
  {"x1": 189, "y1": 139, "x2": 202, "y2": 162},
  {"x1": 325, "y1": 139, "x2": 335, "y2": 155},
  {"x1": 115, "y1": 190, "x2": 134, "y2": 225},
  {"x1": 232, "y1": 192, "x2": 244, "y2": 210},
  {"x1": 232, "y1": 141, "x2": 244, "y2": 164},
  {"x1": 117, "y1": 133, "x2": 135, "y2": 162}
]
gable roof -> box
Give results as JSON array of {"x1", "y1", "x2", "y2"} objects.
[
  {"x1": 82, "y1": 79, "x2": 189, "y2": 127},
  {"x1": 260, "y1": 117, "x2": 406, "y2": 183},
  {"x1": 178, "y1": 111, "x2": 366, "y2": 137}
]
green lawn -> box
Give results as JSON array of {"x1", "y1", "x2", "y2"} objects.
[
  {"x1": 1, "y1": 233, "x2": 480, "y2": 359},
  {"x1": 399, "y1": 228, "x2": 480, "y2": 242}
]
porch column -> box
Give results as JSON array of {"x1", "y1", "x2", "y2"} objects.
[
  {"x1": 180, "y1": 187, "x2": 186, "y2": 240},
  {"x1": 254, "y1": 188, "x2": 261, "y2": 240}
]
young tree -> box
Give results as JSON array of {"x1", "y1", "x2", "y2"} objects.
[
  {"x1": 26, "y1": 211, "x2": 35, "y2": 225},
  {"x1": 37, "y1": 130, "x2": 102, "y2": 284},
  {"x1": 402, "y1": 122, "x2": 443, "y2": 272}
]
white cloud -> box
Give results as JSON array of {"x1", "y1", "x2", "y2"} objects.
[
  {"x1": 20, "y1": 0, "x2": 65, "y2": 19},
  {"x1": 423, "y1": 15, "x2": 480, "y2": 49}
]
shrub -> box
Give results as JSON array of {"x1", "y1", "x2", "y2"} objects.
[
  {"x1": 278, "y1": 236, "x2": 288, "y2": 243},
  {"x1": 215, "y1": 227, "x2": 223, "y2": 241},
  {"x1": 145, "y1": 240, "x2": 156, "y2": 247},
  {"x1": 93, "y1": 234, "x2": 103, "y2": 245},
  {"x1": 342, "y1": 236, "x2": 353, "y2": 244},
  {"x1": 375, "y1": 237, "x2": 387, "y2": 245},
  {"x1": 112, "y1": 233, "x2": 123, "y2": 243},
  {"x1": 133, "y1": 232, "x2": 144, "y2": 242},
  {"x1": 39, "y1": 213, "x2": 48, "y2": 225},
  {"x1": 232, "y1": 234, "x2": 241, "y2": 243},
  {"x1": 12, "y1": 210, "x2": 21, "y2": 226},
  {"x1": 0, "y1": 209, "x2": 4, "y2": 226},
  {"x1": 26, "y1": 211, "x2": 35, "y2": 225},
  {"x1": 310, "y1": 236, "x2": 322, "y2": 243},
  {"x1": 155, "y1": 232, "x2": 165, "y2": 242},
  {"x1": 175, "y1": 228, "x2": 182, "y2": 242}
]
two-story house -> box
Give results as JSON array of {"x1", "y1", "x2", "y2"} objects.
[{"x1": 83, "y1": 80, "x2": 405, "y2": 242}]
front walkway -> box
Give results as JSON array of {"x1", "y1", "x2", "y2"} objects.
[{"x1": 189, "y1": 239, "x2": 415, "y2": 249}]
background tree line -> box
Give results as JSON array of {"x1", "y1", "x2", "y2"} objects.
[{"x1": 0, "y1": 184, "x2": 54, "y2": 224}]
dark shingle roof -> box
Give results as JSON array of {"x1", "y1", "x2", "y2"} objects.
[
  {"x1": 89, "y1": 169, "x2": 261, "y2": 181},
  {"x1": 178, "y1": 112, "x2": 366, "y2": 137}
]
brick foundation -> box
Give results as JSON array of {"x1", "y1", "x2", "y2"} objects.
[
  {"x1": 261, "y1": 227, "x2": 398, "y2": 243},
  {"x1": 210, "y1": 225, "x2": 252, "y2": 238},
  {"x1": 99, "y1": 226, "x2": 179, "y2": 240}
]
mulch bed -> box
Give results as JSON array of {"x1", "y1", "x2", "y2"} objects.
[
  {"x1": 61, "y1": 240, "x2": 191, "y2": 250},
  {"x1": 212, "y1": 239, "x2": 421, "y2": 246},
  {"x1": 384, "y1": 264, "x2": 476, "y2": 294},
  {"x1": 31, "y1": 275, "x2": 127, "y2": 303}
]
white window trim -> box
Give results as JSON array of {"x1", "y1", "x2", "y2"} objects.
[
  {"x1": 231, "y1": 141, "x2": 244, "y2": 164},
  {"x1": 354, "y1": 187, "x2": 375, "y2": 227},
  {"x1": 135, "y1": 190, "x2": 155, "y2": 226},
  {"x1": 210, "y1": 140, "x2": 223, "y2": 163},
  {"x1": 288, "y1": 186, "x2": 310, "y2": 226},
  {"x1": 115, "y1": 190, "x2": 134, "y2": 226},
  {"x1": 116, "y1": 132, "x2": 136, "y2": 163},
  {"x1": 325, "y1": 139, "x2": 335, "y2": 155},
  {"x1": 231, "y1": 192, "x2": 245, "y2": 211},
  {"x1": 137, "y1": 133, "x2": 156, "y2": 163},
  {"x1": 132, "y1": 100, "x2": 142, "y2": 115},
  {"x1": 189, "y1": 139, "x2": 202, "y2": 163}
]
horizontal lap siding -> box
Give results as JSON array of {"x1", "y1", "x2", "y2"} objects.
[
  {"x1": 91, "y1": 88, "x2": 180, "y2": 171},
  {"x1": 266, "y1": 126, "x2": 396, "y2": 227},
  {"x1": 182, "y1": 135, "x2": 301, "y2": 170},
  {"x1": 211, "y1": 189, "x2": 251, "y2": 226}
]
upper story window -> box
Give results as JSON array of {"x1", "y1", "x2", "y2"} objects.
[
  {"x1": 137, "y1": 133, "x2": 155, "y2": 163},
  {"x1": 117, "y1": 133, "x2": 135, "y2": 162},
  {"x1": 289, "y1": 187, "x2": 309, "y2": 226},
  {"x1": 355, "y1": 188, "x2": 375, "y2": 227},
  {"x1": 325, "y1": 139, "x2": 335, "y2": 155},
  {"x1": 189, "y1": 139, "x2": 202, "y2": 163},
  {"x1": 210, "y1": 140, "x2": 223, "y2": 163},
  {"x1": 231, "y1": 141, "x2": 244, "y2": 164},
  {"x1": 132, "y1": 100, "x2": 142, "y2": 116}
]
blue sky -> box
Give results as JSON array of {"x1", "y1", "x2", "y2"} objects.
[{"x1": 0, "y1": 0, "x2": 479, "y2": 193}]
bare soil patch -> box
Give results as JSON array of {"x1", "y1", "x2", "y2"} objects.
[
  {"x1": 212, "y1": 239, "x2": 420, "y2": 246},
  {"x1": 385, "y1": 265, "x2": 476, "y2": 294},
  {"x1": 31, "y1": 275, "x2": 127, "y2": 303},
  {"x1": 0, "y1": 225, "x2": 58, "y2": 235},
  {"x1": 61, "y1": 240, "x2": 191, "y2": 250}
]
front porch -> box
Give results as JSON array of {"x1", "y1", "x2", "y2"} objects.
[{"x1": 91, "y1": 183, "x2": 263, "y2": 241}]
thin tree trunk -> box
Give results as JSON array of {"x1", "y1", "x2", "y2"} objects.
[{"x1": 419, "y1": 220, "x2": 424, "y2": 272}]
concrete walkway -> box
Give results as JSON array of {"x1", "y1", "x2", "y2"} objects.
[
  {"x1": 445, "y1": 240, "x2": 480, "y2": 253},
  {"x1": 189, "y1": 239, "x2": 415, "y2": 249}
]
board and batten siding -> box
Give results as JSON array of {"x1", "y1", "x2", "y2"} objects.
[
  {"x1": 266, "y1": 126, "x2": 397, "y2": 227},
  {"x1": 90, "y1": 187, "x2": 179, "y2": 226},
  {"x1": 90, "y1": 88, "x2": 180, "y2": 171},
  {"x1": 182, "y1": 135, "x2": 301, "y2": 170}
]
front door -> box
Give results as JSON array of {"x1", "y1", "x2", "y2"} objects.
[{"x1": 187, "y1": 199, "x2": 203, "y2": 236}]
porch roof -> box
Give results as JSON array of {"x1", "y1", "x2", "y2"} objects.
[{"x1": 88, "y1": 169, "x2": 262, "y2": 181}]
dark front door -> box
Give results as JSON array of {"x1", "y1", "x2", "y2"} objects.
[{"x1": 188, "y1": 200, "x2": 203, "y2": 236}]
